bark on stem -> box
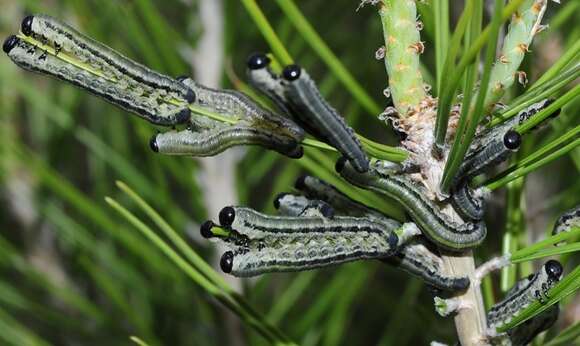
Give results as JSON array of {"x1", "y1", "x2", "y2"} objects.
[{"x1": 442, "y1": 252, "x2": 489, "y2": 346}]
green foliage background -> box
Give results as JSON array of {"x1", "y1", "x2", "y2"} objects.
[{"x1": 0, "y1": 0, "x2": 578, "y2": 345}]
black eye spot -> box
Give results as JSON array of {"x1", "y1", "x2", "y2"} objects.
[
  {"x1": 282, "y1": 64, "x2": 301, "y2": 81},
  {"x1": 2, "y1": 35, "x2": 19, "y2": 54},
  {"x1": 184, "y1": 88, "x2": 196, "y2": 104},
  {"x1": 335, "y1": 156, "x2": 347, "y2": 173},
  {"x1": 149, "y1": 136, "x2": 159, "y2": 152},
  {"x1": 200, "y1": 220, "x2": 214, "y2": 238},
  {"x1": 544, "y1": 260, "x2": 563, "y2": 280},
  {"x1": 21, "y1": 16, "x2": 34, "y2": 36},
  {"x1": 273, "y1": 193, "x2": 289, "y2": 210},
  {"x1": 503, "y1": 130, "x2": 521, "y2": 150},
  {"x1": 247, "y1": 53, "x2": 270, "y2": 70},
  {"x1": 220, "y1": 251, "x2": 234, "y2": 273},
  {"x1": 387, "y1": 232, "x2": 399, "y2": 250},
  {"x1": 320, "y1": 204, "x2": 334, "y2": 218},
  {"x1": 219, "y1": 206, "x2": 235, "y2": 227}
]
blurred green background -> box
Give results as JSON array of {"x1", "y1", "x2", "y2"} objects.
[{"x1": 0, "y1": 0, "x2": 578, "y2": 345}]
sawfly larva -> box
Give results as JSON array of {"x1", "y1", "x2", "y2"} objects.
[
  {"x1": 457, "y1": 99, "x2": 560, "y2": 183},
  {"x1": 487, "y1": 260, "x2": 563, "y2": 330},
  {"x1": 335, "y1": 157, "x2": 487, "y2": 251},
  {"x1": 201, "y1": 206, "x2": 400, "y2": 276},
  {"x1": 487, "y1": 260, "x2": 563, "y2": 346},
  {"x1": 151, "y1": 123, "x2": 304, "y2": 158},
  {"x1": 450, "y1": 183, "x2": 487, "y2": 221},
  {"x1": 149, "y1": 76, "x2": 304, "y2": 158},
  {"x1": 383, "y1": 238, "x2": 471, "y2": 291},
  {"x1": 247, "y1": 53, "x2": 368, "y2": 172},
  {"x1": 552, "y1": 205, "x2": 580, "y2": 246},
  {"x1": 281, "y1": 64, "x2": 369, "y2": 172},
  {"x1": 4, "y1": 15, "x2": 194, "y2": 126}
]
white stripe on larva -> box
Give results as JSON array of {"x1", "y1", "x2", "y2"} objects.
[
  {"x1": 450, "y1": 183, "x2": 485, "y2": 221},
  {"x1": 487, "y1": 260, "x2": 563, "y2": 330},
  {"x1": 552, "y1": 205, "x2": 580, "y2": 246},
  {"x1": 336, "y1": 157, "x2": 487, "y2": 251},
  {"x1": 281, "y1": 64, "x2": 369, "y2": 172},
  {"x1": 211, "y1": 206, "x2": 400, "y2": 276},
  {"x1": 150, "y1": 76, "x2": 305, "y2": 158},
  {"x1": 4, "y1": 15, "x2": 194, "y2": 126},
  {"x1": 383, "y1": 238, "x2": 470, "y2": 291}
]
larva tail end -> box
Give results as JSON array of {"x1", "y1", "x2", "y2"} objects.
[
  {"x1": 287, "y1": 145, "x2": 304, "y2": 159},
  {"x1": 220, "y1": 251, "x2": 234, "y2": 273},
  {"x1": 219, "y1": 206, "x2": 235, "y2": 227},
  {"x1": 545, "y1": 260, "x2": 563, "y2": 281},
  {"x1": 335, "y1": 156, "x2": 347, "y2": 173},
  {"x1": 294, "y1": 175, "x2": 308, "y2": 190},
  {"x1": 247, "y1": 53, "x2": 270, "y2": 70},
  {"x1": 282, "y1": 64, "x2": 301, "y2": 81},
  {"x1": 503, "y1": 130, "x2": 521, "y2": 150},
  {"x1": 2, "y1": 35, "x2": 18, "y2": 54},
  {"x1": 21, "y1": 15, "x2": 34, "y2": 36},
  {"x1": 200, "y1": 220, "x2": 215, "y2": 238},
  {"x1": 149, "y1": 135, "x2": 159, "y2": 153}
]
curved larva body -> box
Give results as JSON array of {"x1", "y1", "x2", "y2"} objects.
[
  {"x1": 552, "y1": 205, "x2": 580, "y2": 244},
  {"x1": 282, "y1": 68, "x2": 369, "y2": 172},
  {"x1": 215, "y1": 207, "x2": 399, "y2": 277},
  {"x1": 450, "y1": 183, "x2": 485, "y2": 221},
  {"x1": 487, "y1": 260, "x2": 563, "y2": 331},
  {"x1": 151, "y1": 77, "x2": 304, "y2": 158},
  {"x1": 336, "y1": 158, "x2": 487, "y2": 251},
  {"x1": 178, "y1": 77, "x2": 305, "y2": 142},
  {"x1": 383, "y1": 239, "x2": 470, "y2": 291},
  {"x1": 153, "y1": 123, "x2": 303, "y2": 158},
  {"x1": 5, "y1": 15, "x2": 194, "y2": 126}
]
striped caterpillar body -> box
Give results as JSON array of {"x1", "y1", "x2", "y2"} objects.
[
  {"x1": 450, "y1": 183, "x2": 487, "y2": 221},
  {"x1": 383, "y1": 238, "x2": 470, "y2": 291},
  {"x1": 246, "y1": 53, "x2": 293, "y2": 116},
  {"x1": 3, "y1": 15, "x2": 194, "y2": 126},
  {"x1": 281, "y1": 176, "x2": 469, "y2": 291},
  {"x1": 335, "y1": 157, "x2": 487, "y2": 251},
  {"x1": 294, "y1": 175, "x2": 389, "y2": 220},
  {"x1": 457, "y1": 129, "x2": 522, "y2": 182},
  {"x1": 202, "y1": 206, "x2": 400, "y2": 277},
  {"x1": 152, "y1": 123, "x2": 303, "y2": 158},
  {"x1": 487, "y1": 260, "x2": 563, "y2": 331},
  {"x1": 247, "y1": 53, "x2": 369, "y2": 173},
  {"x1": 552, "y1": 205, "x2": 580, "y2": 245},
  {"x1": 456, "y1": 99, "x2": 559, "y2": 182},
  {"x1": 150, "y1": 76, "x2": 305, "y2": 158}
]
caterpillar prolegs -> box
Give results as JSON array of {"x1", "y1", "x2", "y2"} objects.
[{"x1": 201, "y1": 206, "x2": 400, "y2": 277}]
